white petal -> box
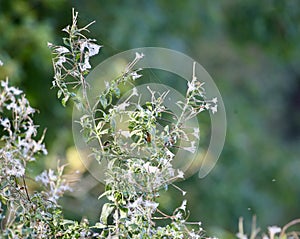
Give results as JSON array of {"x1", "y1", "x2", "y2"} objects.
[{"x1": 87, "y1": 42, "x2": 101, "y2": 56}]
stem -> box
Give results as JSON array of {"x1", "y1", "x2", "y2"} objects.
[
  {"x1": 22, "y1": 176, "x2": 31, "y2": 202},
  {"x1": 280, "y1": 218, "x2": 300, "y2": 237}
]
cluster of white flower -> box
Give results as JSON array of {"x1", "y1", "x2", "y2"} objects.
[
  {"x1": 35, "y1": 167, "x2": 72, "y2": 204},
  {"x1": 236, "y1": 217, "x2": 289, "y2": 239},
  {"x1": 183, "y1": 62, "x2": 218, "y2": 116},
  {"x1": 48, "y1": 9, "x2": 102, "y2": 107},
  {"x1": 0, "y1": 79, "x2": 47, "y2": 178}
]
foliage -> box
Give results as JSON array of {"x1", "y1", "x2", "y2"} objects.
[
  {"x1": 1, "y1": 3, "x2": 300, "y2": 238},
  {"x1": 48, "y1": 9, "x2": 218, "y2": 238},
  {"x1": 0, "y1": 76, "x2": 91, "y2": 238}
]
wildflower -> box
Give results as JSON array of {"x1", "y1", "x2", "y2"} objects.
[
  {"x1": 55, "y1": 46, "x2": 70, "y2": 54},
  {"x1": 135, "y1": 52, "x2": 144, "y2": 60},
  {"x1": 10, "y1": 87, "x2": 23, "y2": 95},
  {"x1": 25, "y1": 124, "x2": 37, "y2": 139},
  {"x1": 128, "y1": 197, "x2": 143, "y2": 209},
  {"x1": 183, "y1": 141, "x2": 196, "y2": 153},
  {"x1": 0, "y1": 118, "x2": 10, "y2": 128},
  {"x1": 35, "y1": 168, "x2": 72, "y2": 204},
  {"x1": 212, "y1": 97, "x2": 218, "y2": 104},
  {"x1": 6, "y1": 158, "x2": 25, "y2": 177},
  {"x1": 130, "y1": 71, "x2": 142, "y2": 80},
  {"x1": 211, "y1": 104, "x2": 218, "y2": 114},
  {"x1": 192, "y1": 127, "x2": 200, "y2": 139},
  {"x1": 56, "y1": 56, "x2": 66, "y2": 66},
  {"x1": 79, "y1": 53, "x2": 92, "y2": 72},
  {"x1": 165, "y1": 148, "x2": 175, "y2": 159},
  {"x1": 144, "y1": 162, "x2": 159, "y2": 174},
  {"x1": 179, "y1": 200, "x2": 187, "y2": 211},
  {"x1": 0, "y1": 60, "x2": 3, "y2": 66},
  {"x1": 144, "y1": 200, "x2": 159, "y2": 211},
  {"x1": 132, "y1": 87, "x2": 138, "y2": 96},
  {"x1": 36, "y1": 170, "x2": 51, "y2": 186},
  {"x1": 177, "y1": 170, "x2": 184, "y2": 179},
  {"x1": 86, "y1": 42, "x2": 101, "y2": 56},
  {"x1": 187, "y1": 80, "x2": 196, "y2": 93},
  {"x1": 116, "y1": 102, "x2": 130, "y2": 111},
  {"x1": 268, "y1": 226, "x2": 281, "y2": 238},
  {"x1": 79, "y1": 39, "x2": 101, "y2": 57},
  {"x1": 236, "y1": 232, "x2": 248, "y2": 239}
]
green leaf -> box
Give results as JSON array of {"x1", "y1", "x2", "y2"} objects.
[
  {"x1": 96, "y1": 121, "x2": 104, "y2": 131},
  {"x1": 119, "y1": 206, "x2": 128, "y2": 219},
  {"x1": 62, "y1": 94, "x2": 70, "y2": 107},
  {"x1": 93, "y1": 222, "x2": 107, "y2": 229},
  {"x1": 57, "y1": 89, "x2": 62, "y2": 99},
  {"x1": 100, "y1": 203, "x2": 115, "y2": 224},
  {"x1": 99, "y1": 95, "x2": 108, "y2": 109},
  {"x1": 99, "y1": 128, "x2": 109, "y2": 135},
  {"x1": 114, "y1": 87, "x2": 120, "y2": 98},
  {"x1": 63, "y1": 38, "x2": 70, "y2": 46}
]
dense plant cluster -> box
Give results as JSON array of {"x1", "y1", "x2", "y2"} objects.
[
  {"x1": 1, "y1": 8, "x2": 299, "y2": 239},
  {"x1": 48, "y1": 9, "x2": 216, "y2": 239},
  {"x1": 0, "y1": 77, "x2": 91, "y2": 237}
]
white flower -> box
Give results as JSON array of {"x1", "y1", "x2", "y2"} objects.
[
  {"x1": 6, "y1": 102, "x2": 17, "y2": 111},
  {"x1": 192, "y1": 127, "x2": 200, "y2": 139},
  {"x1": 128, "y1": 197, "x2": 143, "y2": 208},
  {"x1": 104, "y1": 81, "x2": 110, "y2": 89},
  {"x1": 268, "y1": 226, "x2": 281, "y2": 238},
  {"x1": 236, "y1": 232, "x2": 248, "y2": 239},
  {"x1": 1, "y1": 79, "x2": 9, "y2": 90},
  {"x1": 179, "y1": 200, "x2": 187, "y2": 211},
  {"x1": 183, "y1": 141, "x2": 196, "y2": 153},
  {"x1": 36, "y1": 170, "x2": 50, "y2": 186},
  {"x1": 130, "y1": 71, "x2": 142, "y2": 80},
  {"x1": 117, "y1": 102, "x2": 130, "y2": 111},
  {"x1": 79, "y1": 40, "x2": 101, "y2": 57},
  {"x1": 56, "y1": 56, "x2": 66, "y2": 66},
  {"x1": 48, "y1": 169, "x2": 57, "y2": 181},
  {"x1": 10, "y1": 87, "x2": 22, "y2": 95},
  {"x1": 165, "y1": 148, "x2": 175, "y2": 159},
  {"x1": 79, "y1": 54, "x2": 91, "y2": 72},
  {"x1": 204, "y1": 103, "x2": 211, "y2": 109},
  {"x1": 144, "y1": 162, "x2": 159, "y2": 174},
  {"x1": 0, "y1": 60, "x2": 3, "y2": 66},
  {"x1": 0, "y1": 118, "x2": 10, "y2": 128},
  {"x1": 132, "y1": 87, "x2": 138, "y2": 96},
  {"x1": 120, "y1": 130, "x2": 131, "y2": 138},
  {"x1": 62, "y1": 25, "x2": 70, "y2": 33},
  {"x1": 177, "y1": 170, "x2": 184, "y2": 179},
  {"x1": 135, "y1": 52, "x2": 144, "y2": 60},
  {"x1": 144, "y1": 200, "x2": 159, "y2": 211},
  {"x1": 6, "y1": 159, "x2": 25, "y2": 177},
  {"x1": 33, "y1": 141, "x2": 47, "y2": 155},
  {"x1": 25, "y1": 124, "x2": 37, "y2": 139},
  {"x1": 211, "y1": 104, "x2": 218, "y2": 114},
  {"x1": 212, "y1": 97, "x2": 218, "y2": 104},
  {"x1": 187, "y1": 80, "x2": 196, "y2": 92},
  {"x1": 55, "y1": 46, "x2": 69, "y2": 54},
  {"x1": 86, "y1": 42, "x2": 101, "y2": 56}
]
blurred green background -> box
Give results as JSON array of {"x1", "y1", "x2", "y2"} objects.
[{"x1": 1, "y1": 0, "x2": 300, "y2": 237}]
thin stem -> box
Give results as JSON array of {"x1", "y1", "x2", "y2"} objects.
[
  {"x1": 22, "y1": 176, "x2": 31, "y2": 202},
  {"x1": 280, "y1": 218, "x2": 300, "y2": 237}
]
